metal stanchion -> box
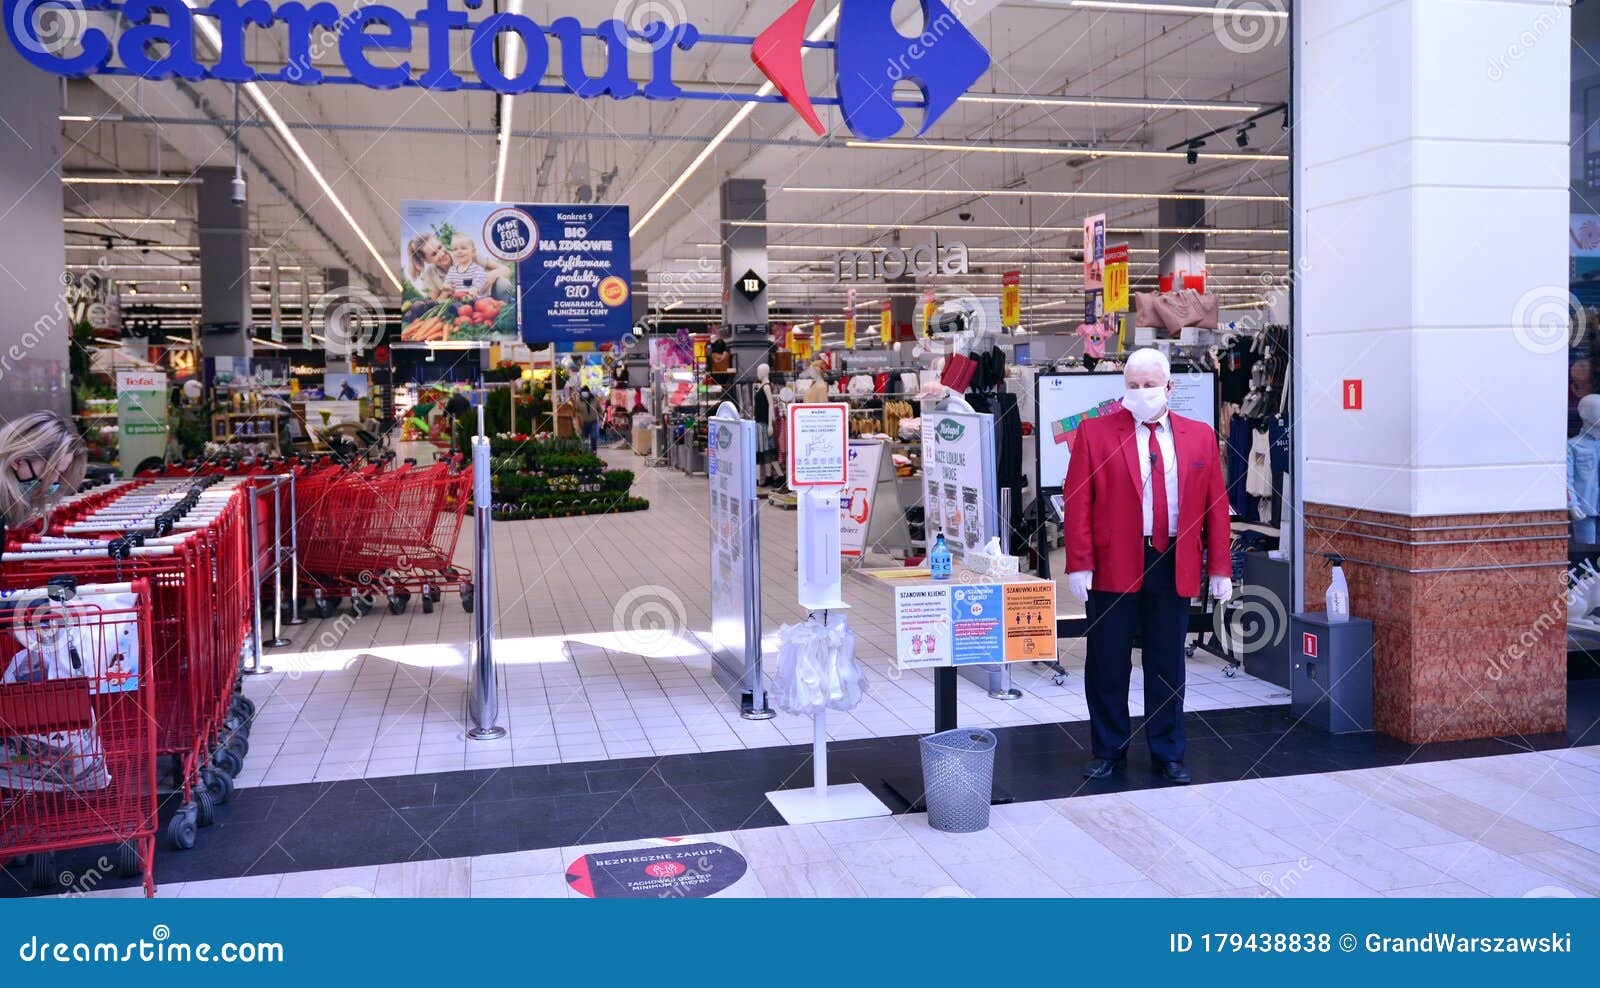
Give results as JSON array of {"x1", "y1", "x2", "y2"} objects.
[
  {"x1": 263, "y1": 477, "x2": 291, "y2": 648},
  {"x1": 467, "y1": 404, "x2": 506, "y2": 741},
  {"x1": 989, "y1": 485, "x2": 1022, "y2": 700},
  {"x1": 284, "y1": 472, "x2": 305, "y2": 625},
  {"x1": 243, "y1": 488, "x2": 272, "y2": 675}
]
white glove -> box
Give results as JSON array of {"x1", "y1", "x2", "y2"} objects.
[
  {"x1": 1067, "y1": 571, "x2": 1093, "y2": 603},
  {"x1": 1573, "y1": 504, "x2": 1587, "y2": 522},
  {"x1": 1210, "y1": 576, "x2": 1234, "y2": 603}
]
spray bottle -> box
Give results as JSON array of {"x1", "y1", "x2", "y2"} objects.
[{"x1": 1325, "y1": 553, "x2": 1350, "y2": 622}]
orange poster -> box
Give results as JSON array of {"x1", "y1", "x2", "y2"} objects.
[{"x1": 1003, "y1": 582, "x2": 1057, "y2": 662}]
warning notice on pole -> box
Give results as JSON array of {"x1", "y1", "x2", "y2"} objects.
[
  {"x1": 1003, "y1": 583, "x2": 1057, "y2": 661},
  {"x1": 895, "y1": 578, "x2": 1057, "y2": 670},
  {"x1": 894, "y1": 585, "x2": 952, "y2": 670}
]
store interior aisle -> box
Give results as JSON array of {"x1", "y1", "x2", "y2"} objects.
[{"x1": 235, "y1": 450, "x2": 1285, "y2": 789}]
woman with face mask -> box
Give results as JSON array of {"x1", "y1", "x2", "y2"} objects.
[{"x1": 0, "y1": 411, "x2": 88, "y2": 552}]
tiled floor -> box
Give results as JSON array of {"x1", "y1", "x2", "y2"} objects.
[
  {"x1": 233, "y1": 447, "x2": 1285, "y2": 789},
  {"x1": 66, "y1": 747, "x2": 1600, "y2": 899}
]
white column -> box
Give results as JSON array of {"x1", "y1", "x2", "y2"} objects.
[{"x1": 1295, "y1": 0, "x2": 1570, "y2": 516}]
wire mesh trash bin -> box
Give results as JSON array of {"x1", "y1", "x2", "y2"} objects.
[{"x1": 920, "y1": 729, "x2": 997, "y2": 833}]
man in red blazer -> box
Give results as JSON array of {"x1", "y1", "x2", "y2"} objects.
[{"x1": 1062, "y1": 348, "x2": 1232, "y2": 784}]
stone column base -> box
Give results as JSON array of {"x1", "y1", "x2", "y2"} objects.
[{"x1": 1302, "y1": 505, "x2": 1568, "y2": 743}]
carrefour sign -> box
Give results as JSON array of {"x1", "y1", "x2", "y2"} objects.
[{"x1": 4, "y1": 0, "x2": 989, "y2": 141}]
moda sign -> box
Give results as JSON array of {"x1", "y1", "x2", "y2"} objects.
[
  {"x1": 833, "y1": 232, "x2": 970, "y2": 282},
  {"x1": 5, "y1": 0, "x2": 990, "y2": 142}
]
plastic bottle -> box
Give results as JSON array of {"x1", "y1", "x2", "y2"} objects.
[
  {"x1": 930, "y1": 534, "x2": 952, "y2": 581},
  {"x1": 1325, "y1": 553, "x2": 1350, "y2": 622}
]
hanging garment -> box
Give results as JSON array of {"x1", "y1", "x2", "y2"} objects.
[
  {"x1": 1226, "y1": 415, "x2": 1259, "y2": 523},
  {"x1": 1245, "y1": 427, "x2": 1273, "y2": 497}
]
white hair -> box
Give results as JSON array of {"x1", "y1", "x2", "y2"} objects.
[{"x1": 1124, "y1": 347, "x2": 1171, "y2": 382}]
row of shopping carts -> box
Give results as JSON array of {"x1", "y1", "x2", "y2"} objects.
[
  {"x1": 0, "y1": 477, "x2": 257, "y2": 896},
  {"x1": 141, "y1": 452, "x2": 474, "y2": 620}
]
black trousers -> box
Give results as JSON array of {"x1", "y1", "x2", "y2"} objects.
[{"x1": 1084, "y1": 546, "x2": 1190, "y2": 763}]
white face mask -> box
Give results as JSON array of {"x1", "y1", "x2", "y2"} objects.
[{"x1": 1122, "y1": 385, "x2": 1169, "y2": 423}]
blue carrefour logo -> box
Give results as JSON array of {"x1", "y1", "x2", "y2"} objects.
[{"x1": 4, "y1": 0, "x2": 989, "y2": 142}]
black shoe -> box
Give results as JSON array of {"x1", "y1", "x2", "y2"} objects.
[
  {"x1": 1152, "y1": 760, "x2": 1192, "y2": 785},
  {"x1": 1082, "y1": 757, "x2": 1125, "y2": 779}
]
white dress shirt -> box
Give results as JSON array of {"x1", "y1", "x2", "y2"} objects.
[{"x1": 1135, "y1": 413, "x2": 1179, "y2": 538}]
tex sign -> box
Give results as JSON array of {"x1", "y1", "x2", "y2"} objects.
[{"x1": 5, "y1": 0, "x2": 990, "y2": 142}]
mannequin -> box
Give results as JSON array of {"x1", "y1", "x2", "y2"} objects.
[
  {"x1": 754, "y1": 363, "x2": 781, "y2": 485},
  {"x1": 803, "y1": 360, "x2": 829, "y2": 404},
  {"x1": 1570, "y1": 394, "x2": 1600, "y2": 543}
]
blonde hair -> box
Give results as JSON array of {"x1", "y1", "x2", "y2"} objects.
[{"x1": 0, "y1": 411, "x2": 87, "y2": 528}]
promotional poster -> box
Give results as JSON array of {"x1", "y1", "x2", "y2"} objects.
[{"x1": 399, "y1": 200, "x2": 631, "y2": 348}]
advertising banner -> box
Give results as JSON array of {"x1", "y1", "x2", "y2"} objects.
[
  {"x1": 1104, "y1": 243, "x2": 1130, "y2": 313},
  {"x1": 1083, "y1": 213, "x2": 1106, "y2": 290},
  {"x1": 879, "y1": 300, "x2": 892, "y2": 345},
  {"x1": 920, "y1": 408, "x2": 998, "y2": 557},
  {"x1": 843, "y1": 288, "x2": 857, "y2": 349},
  {"x1": 920, "y1": 288, "x2": 937, "y2": 335},
  {"x1": 840, "y1": 438, "x2": 886, "y2": 556},
  {"x1": 115, "y1": 371, "x2": 168, "y2": 478},
  {"x1": 1001, "y1": 270, "x2": 1020, "y2": 329},
  {"x1": 399, "y1": 200, "x2": 631, "y2": 349},
  {"x1": 812, "y1": 318, "x2": 823, "y2": 351}
]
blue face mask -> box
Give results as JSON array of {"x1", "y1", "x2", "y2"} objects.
[{"x1": 19, "y1": 479, "x2": 61, "y2": 499}]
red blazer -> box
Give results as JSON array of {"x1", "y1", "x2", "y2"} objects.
[{"x1": 1062, "y1": 407, "x2": 1231, "y2": 598}]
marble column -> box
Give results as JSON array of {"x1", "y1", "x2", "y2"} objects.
[{"x1": 1294, "y1": 0, "x2": 1570, "y2": 741}]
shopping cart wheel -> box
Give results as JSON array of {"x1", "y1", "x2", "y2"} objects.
[
  {"x1": 28, "y1": 852, "x2": 58, "y2": 890},
  {"x1": 202, "y1": 765, "x2": 235, "y2": 805},
  {"x1": 387, "y1": 592, "x2": 407, "y2": 616},
  {"x1": 1224, "y1": 664, "x2": 1238, "y2": 678},
  {"x1": 313, "y1": 596, "x2": 338, "y2": 619},
  {"x1": 351, "y1": 591, "x2": 374, "y2": 618},
  {"x1": 213, "y1": 747, "x2": 244, "y2": 778},
  {"x1": 195, "y1": 788, "x2": 216, "y2": 828},
  {"x1": 168, "y1": 808, "x2": 198, "y2": 851},
  {"x1": 224, "y1": 732, "x2": 250, "y2": 761},
  {"x1": 232, "y1": 694, "x2": 257, "y2": 720},
  {"x1": 461, "y1": 587, "x2": 475, "y2": 613},
  {"x1": 115, "y1": 842, "x2": 143, "y2": 879}
]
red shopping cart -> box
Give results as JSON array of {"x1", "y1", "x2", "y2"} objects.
[{"x1": 0, "y1": 579, "x2": 158, "y2": 897}]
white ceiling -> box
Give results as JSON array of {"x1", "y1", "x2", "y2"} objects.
[{"x1": 57, "y1": 0, "x2": 1291, "y2": 328}]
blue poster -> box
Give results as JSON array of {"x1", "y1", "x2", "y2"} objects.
[
  {"x1": 517, "y1": 204, "x2": 633, "y2": 348},
  {"x1": 949, "y1": 584, "x2": 1003, "y2": 666},
  {"x1": 398, "y1": 200, "x2": 631, "y2": 348}
]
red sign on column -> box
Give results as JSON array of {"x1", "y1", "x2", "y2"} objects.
[
  {"x1": 1302, "y1": 633, "x2": 1318, "y2": 658},
  {"x1": 1342, "y1": 379, "x2": 1363, "y2": 410}
]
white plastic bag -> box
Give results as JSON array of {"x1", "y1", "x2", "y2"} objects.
[{"x1": 771, "y1": 614, "x2": 867, "y2": 717}]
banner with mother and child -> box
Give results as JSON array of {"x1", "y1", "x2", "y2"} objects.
[{"x1": 399, "y1": 200, "x2": 633, "y2": 349}]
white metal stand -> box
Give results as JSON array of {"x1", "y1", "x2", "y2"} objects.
[{"x1": 765, "y1": 702, "x2": 891, "y2": 826}]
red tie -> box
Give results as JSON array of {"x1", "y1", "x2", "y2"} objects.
[{"x1": 1146, "y1": 422, "x2": 1170, "y2": 552}]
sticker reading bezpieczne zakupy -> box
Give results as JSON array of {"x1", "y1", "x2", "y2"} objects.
[{"x1": 565, "y1": 842, "x2": 748, "y2": 898}]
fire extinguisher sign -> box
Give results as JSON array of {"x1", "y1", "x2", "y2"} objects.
[{"x1": 1303, "y1": 633, "x2": 1319, "y2": 658}]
